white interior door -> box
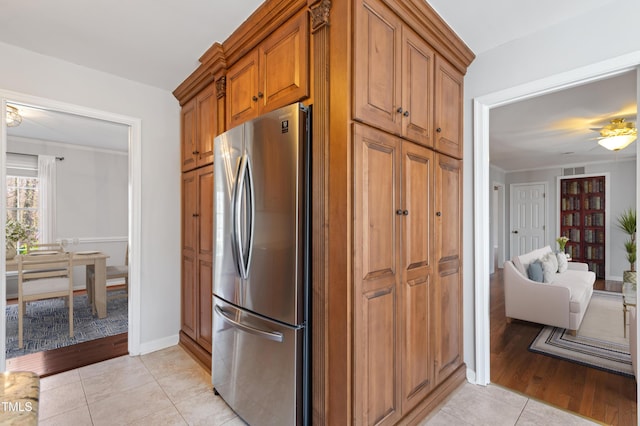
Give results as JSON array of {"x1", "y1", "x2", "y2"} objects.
[{"x1": 510, "y1": 183, "x2": 547, "y2": 257}]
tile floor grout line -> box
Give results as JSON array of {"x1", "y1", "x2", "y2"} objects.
[{"x1": 78, "y1": 371, "x2": 95, "y2": 426}]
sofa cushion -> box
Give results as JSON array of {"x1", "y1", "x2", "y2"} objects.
[
  {"x1": 557, "y1": 252, "x2": 568, "y2": 273},
  {"x1": 541, "y1": 255, "x2": 557, "y2": 283},
  {"x1": 551, "y1": 269, "x2": 596, "y2": 313},
  {"x1": 527, "y1": 260, "x2": 544, "y2": 282},
  {"x1": 513, "y1": 245, "x2": 552, "y2": 276}
]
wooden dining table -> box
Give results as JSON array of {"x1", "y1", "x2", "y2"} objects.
[{"x1": 6, "y1": 251, "x2": 110, "y2": 319}]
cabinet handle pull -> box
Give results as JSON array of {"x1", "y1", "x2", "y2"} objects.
[
  {"x1": 252, "y1": 96, "x2": 258, "y2": 102},
  {"x1": 436, "y1": 127, "x2": 442, "y2": 133},
  {"x1": 193, "y1": 213, "x2": 199, "y2": 217},
  {"x1": 258, "y1": 92, "x2": 264, "y2": 98},
  {"x1": 396, "y1": 107, "x2": 403, "y2": 113},
  {"x1": 396, "y1": 209, "x2": 404, "y2": 215},
  {"x1": 436, "y1": 211, "x2": 442, "y2": 217},
  {"x1": 403, "y1": 111, "x2": 410, "y2": 117},
  {"x1": 403, "y1": 210, "x2": 409, "y2": 216}
]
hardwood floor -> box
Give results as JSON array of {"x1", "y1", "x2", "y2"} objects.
[
  {"x1": 491, "y1": 268, "x2": 637, "y2": 425},
  {"x1": 6, "y1": 333, "x2": 128, "y2": 378}
]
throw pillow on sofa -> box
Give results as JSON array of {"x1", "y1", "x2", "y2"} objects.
[
  {"x1": 540, "y1": 254, "x2": 557, "y2": 283},
  {"x1": 527, "y1": 260, "x2": 544, "y2": 282},
  {"x1": 556, "y1": 252, "x2": 568, "y2": 273}
]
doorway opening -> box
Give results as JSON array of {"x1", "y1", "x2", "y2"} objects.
[
  {"x1": 473, "y1": 56, "x2": 640, "y2": 422},
  {"x1": 1, "y1": 94, "x2": 141, "y2": 375}
]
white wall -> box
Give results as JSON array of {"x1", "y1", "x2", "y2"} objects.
[
  {"x1": 504, "y1": 160, "x2": 636, "y2": 279},
  {"x1": 0, "y1": 41, "x2": 181, "y2": 350},
  {"x1": 463, "y1": 0, "x2": 640, "y2": 375},
  {"x1": 5, "y1": 137, "x2": 129, "y2": 296}
]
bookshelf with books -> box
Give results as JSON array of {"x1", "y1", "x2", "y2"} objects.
[{"x1": 560, "y1": 176, "x2": 605, "y2": 278}]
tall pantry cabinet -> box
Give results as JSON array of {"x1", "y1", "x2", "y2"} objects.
[{"x1": 174, "y1": 0, "x2": 473, "y2": 422}]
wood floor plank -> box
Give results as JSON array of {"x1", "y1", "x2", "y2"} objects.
[
  {"x1": 491, "y1": 268, "x2": 637, "y2": 425},
  {"x1": 6, "y1": 333, "x2": 128, "y2": 378}
]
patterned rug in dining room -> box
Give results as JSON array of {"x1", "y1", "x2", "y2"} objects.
[
  {"x1": 5, "y1": 291, "x2": 128, "y2": 359},
  {"x1": 529, "y1": 290, "x2": 633, "y2": 378}
]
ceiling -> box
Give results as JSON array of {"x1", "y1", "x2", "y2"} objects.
[
  {"x1": 0, "y1": 0, "x2": 633, "y2": 161},
  {"x1": 490, "y1": 71, "x2": 637, "y2": 172}
]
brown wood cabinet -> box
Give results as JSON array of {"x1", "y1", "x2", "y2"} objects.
[
  {"x1": 433, "y1": 154, "x2": 463, "y2": 384},
  {"x1": 226, "y1": 8, "x2": 309, "y2": 129},
  {"x1": 354, "y1": 0, "x2": 435, "y2": 148},
  {"x1": 180, "y1": 165, "x2": 214, "y2": 364},
  {"x1": 353, "y1": 124, "x2": 435, "y2": 425},
  {"x1": 181, "y1": 82, "x2": 216, "y2": 171},
  {"x1": 174, "y1": 0, "x2": 474, "y2": 422},
  {"x1": 434, "y1": 57, "x2": 464, "y2": 159}
]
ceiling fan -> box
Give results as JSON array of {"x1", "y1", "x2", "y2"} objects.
[{"x1": 591, "y1": 118, "x2": 637, "y2": 151}]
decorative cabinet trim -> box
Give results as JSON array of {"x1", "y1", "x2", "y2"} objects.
[
  {"x1": 309, "y1": 0, "x2": 331, "y2": 32},
  {"x1": 215, "y1": 76, "x2": 227, "y2": 99}
]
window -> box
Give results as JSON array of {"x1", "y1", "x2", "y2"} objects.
[
  {"x1": 6, "y1": 153, "x2": 40, "y2": 244},
  {"x1": 6, "y1": 176, "x2": 40, "y2": 234}
]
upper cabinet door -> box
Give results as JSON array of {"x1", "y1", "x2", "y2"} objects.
[
  {"x1": 354, "y1": 0, "x2": 403, "y2": 136},
  {"x1": 181, "y1": 98, "x2": 197, "y2": 172},
  {"x1": 259, "y1": 9, "x2": 309, "y2": 114},
  {"x1": 195, "y1": 83, "x2": 216, "y2": 168},
  {"x1": 434, "y1": 57, "x2": 463, "y2": 159},
  {"x1": 227, "y1": 50, "x2": 260, "y2": 130},
  {"x1": 402, "y1": 29, "x2": 434, "y2": 147}
]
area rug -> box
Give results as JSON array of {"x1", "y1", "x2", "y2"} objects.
[
  {"x1": 529, "y1": 290, "x2": 633, "y2": 377},
  {"x1": 5, "y1": 291, "x2": 128, "y2": 359}
]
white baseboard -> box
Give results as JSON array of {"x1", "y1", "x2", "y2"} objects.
[
  {"x1": 137, "y1": 334, "x2": 180, "y2": 356},
  {"x1": 466, "y1": 367, "x2": 477, "y2": 384}
]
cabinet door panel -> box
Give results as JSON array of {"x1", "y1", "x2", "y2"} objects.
[
  {"x1": 227, "y1": 51, "x2": 259, "y2": 129},
  {"x1": 434, "y1": 57, "x2": 463, "y2": 158},
  {"x1": 434, "y1": 154, "x2": 462, "y2": 383},
  {"x1": 181, "y1": 99, "x2": 197, "y2": 172},
  {"x1": 197, "y1": 166, "x2": 214, "y2": 257},
  {"x1": 360, "y1": 287, "x2": 400, "y2": 426},
  {"x1": 354, "y1": 0, "x2": 402, "y2": 135},
  {"x1": 354, "y1": 124, "x2": 399, "y2": 290},
  {"x1": 400, "y1": 142, "x2": 434, "y2": 410},
  {"x1": 181, "y1": 254, "x2": 197, "y2": 339},
  {"x1": 197, "y1": 258, "x2": 213, "y2": 352},
  {"x1": 196, "y1": 84, "x2": 216, "y2": 167},
  {"x1": 260, "y1": 9, "x2": 309, "y2": 114},
  {"x1": 354, "y1": 124, "x2": 401, "y2": 425},
  {"x1": 402, "y1": 29, "x2": 434, "y2": 147},
  {"x1": 182, "y1": 172, "x2": 198, "y2": 254}
]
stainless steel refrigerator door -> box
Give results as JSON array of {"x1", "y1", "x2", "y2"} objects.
[
  {"x1": 212, "y1": 297, "x2": 303, "y2": 426},
  {"x1": 243, "y1": 103, "x2": 307, "y2": 326},
  {"x1": 213, "y1": 124, "x2": 245, "y2": 307}
]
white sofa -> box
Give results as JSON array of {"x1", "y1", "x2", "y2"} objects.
[{"x1": 504, "y1": 245, "x2": 596, "y2": 333}]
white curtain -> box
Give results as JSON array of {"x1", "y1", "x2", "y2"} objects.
[{"x1": 38, "y1": 155, "x2": 57, "y2": 243}]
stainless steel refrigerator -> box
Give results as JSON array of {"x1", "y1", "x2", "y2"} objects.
[{"x1": 212, "y1": 103, "x2": 310, "y2": 426}]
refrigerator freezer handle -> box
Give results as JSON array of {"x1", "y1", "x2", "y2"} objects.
[{"x1": 214, "y1": 305, "x2": 284, "y2": 343}]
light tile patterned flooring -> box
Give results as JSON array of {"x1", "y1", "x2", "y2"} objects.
[{"x1": 39, "y1": 345, "x2": 597, "y2": 425}]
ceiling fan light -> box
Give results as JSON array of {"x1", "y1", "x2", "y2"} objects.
[
  {"x1": 597, "y1": 134, "x2": 637, "y2": 151},
  {"x1": 6, "y1": 105, "x2": 22, "y2": 127}
]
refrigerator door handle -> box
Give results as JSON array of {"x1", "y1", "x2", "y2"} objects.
[
  {"x1": 233, "y1": 154, "x2": 249, "y2": 279},
  {"x1": 214, "y1": 305, "x2": 284, "y2": 343},
  {"x1": 245, "y1": 154, "x2": 255, "y2": 276}
]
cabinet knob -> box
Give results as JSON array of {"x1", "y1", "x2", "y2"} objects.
[
  {"x1": 252, "y1": 96, "x2": 258, "y2": 102},
  {"x1": 436, "y1": 211, "x2": 442, "y2": 217},
  {"x1": 258, "y1": 92, "x2": 264, "y2": 98},
  {"x1": 396, "y1": 107, "x2": 403, "y2": 113},
  {"x1": 193, "y1": 213, "x2": 200, "y2": 217},
  {"x1": 436, "y1": 127, "x2": 442, "y2": 133},
  {"x1": 512, "y1": 230, "x2": 518, "y2": 234},
  {"x1": 192, "y1": 150, "x2": 200, "y2": 155},
  {"x1": 396, "y1": 209, "x2": 404, "y2": 215},
  {"x1": 403, "y1": 210, "x2": 409, "y2": 216},
  {"x1": 403, "y1": 111, "x2": 410, "y2": 117}
]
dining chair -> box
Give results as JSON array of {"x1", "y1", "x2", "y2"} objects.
[
  {"x1": 88, "y1": 244, "x2": 128, "y2": 314},
  {"x1": 16, "y1": 252, "x2": 74, "y2": 349}
]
